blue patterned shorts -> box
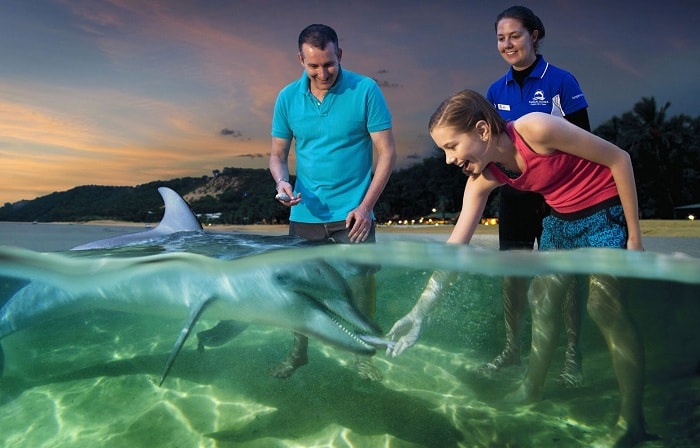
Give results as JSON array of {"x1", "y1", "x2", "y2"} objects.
[{"x1": 539, "y1": 198, "x2": 627, "y2": 251}]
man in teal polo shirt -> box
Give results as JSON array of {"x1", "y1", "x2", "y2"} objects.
[{"x1": 270, "y1": 24, "x2": 397, "y2": 381}]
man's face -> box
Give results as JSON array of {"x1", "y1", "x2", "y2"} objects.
[{"x1": 298, "y1": 42, "x2": 342, "y2": 93}]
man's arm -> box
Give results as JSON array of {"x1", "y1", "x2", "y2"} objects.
[
  {"x1": 363, "y1": 128, "x2": 397, "y2": 212},
  {"x1": 345, "y1": 128, "x2": 397, "y2": 242},
  {"x1": 270, "y1": 137, "x2": 300, "y2": 205}
]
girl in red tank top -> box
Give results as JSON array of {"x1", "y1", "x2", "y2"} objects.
[{"x1": 387, "y1": 90, "x2": 654, "y2": 447}]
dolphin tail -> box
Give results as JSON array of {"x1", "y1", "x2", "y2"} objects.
[{"x1": 158, "y1": 299, "x2": 213, "y2": 386}]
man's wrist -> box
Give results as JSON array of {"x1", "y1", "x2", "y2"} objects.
[{"x1": 275, "y1": 178, "x2": 289, "y2": 188}]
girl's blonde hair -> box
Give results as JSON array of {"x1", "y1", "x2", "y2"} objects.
[{"x1": 428, "y1": 89, "x2": 507, "y2": 137}]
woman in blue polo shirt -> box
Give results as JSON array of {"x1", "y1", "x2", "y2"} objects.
[{"x1": 482, "y1": 5, "x2": 590, "y2": 387}]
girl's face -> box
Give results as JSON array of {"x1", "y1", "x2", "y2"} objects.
[
  {"x1": 430, "y1": 124, "x2": 489, "y2": 177},
  {"x1": 496, "y1": 18, "x2": 537, "y2": 70}
]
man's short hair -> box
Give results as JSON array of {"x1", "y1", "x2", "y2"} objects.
[{"x1": 298, "y1": 24, "x2": 339, "y2": 55}]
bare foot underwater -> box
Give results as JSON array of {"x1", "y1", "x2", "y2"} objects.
[
  {"x1": 476, "y1": 346, "x2": 520, "y2": 374},
  {"x1": 590, "y1": 417, "x2": 659, "y2": 448},
  {"x1": 269, "y1": 347, "x2": 383, "y2": 382}
]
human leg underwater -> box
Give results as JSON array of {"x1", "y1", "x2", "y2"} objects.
[
  {"x1": 485, "y1": 187, "x2": 540, "y2": 373},
  {"x1": 504, "y1": 274, "x2": 575, "y2": 402},
  {"x1": 348, "y1": 272, "x2": 383, "y2": 381},
  {"x1": 479, "y1": 276, "x2": 527, "y2": 372},
  {"x1": 558, "y1": 279, "x2": 584, "y2": 387},
  {"x1": 520, "y1": 202, "x2": 652, "y2": 445},
  {"x1": 485, "y1": 187, "x2": 583, "y2": 380},
  {"x1": 586, "y1": 275, "x2": 652, "y2": 447}
]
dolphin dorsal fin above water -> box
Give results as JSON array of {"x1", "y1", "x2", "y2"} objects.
[
  {"x1": 71, "y1": 187, "x2": 202, "y2": 250},
  {"x1": 153, "y1": 187, "x2": 203, "y2": 234}
]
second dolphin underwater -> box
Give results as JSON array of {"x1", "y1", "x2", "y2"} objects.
[{"x1": 0, "y1": 187, "x2": 386, "y2": 385}]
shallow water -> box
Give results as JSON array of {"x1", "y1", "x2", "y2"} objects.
[{"x1": 0, "y1": 227, "x2": 698, "y2": 447}]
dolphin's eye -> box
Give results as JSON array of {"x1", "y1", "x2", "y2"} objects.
[{"x1": 274, "y1": 272, "x2": 293, "y2": 286}]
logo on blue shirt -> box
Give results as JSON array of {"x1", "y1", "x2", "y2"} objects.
[{"x1": 530, "y1": 89, "x2": 549, "y2": 107}]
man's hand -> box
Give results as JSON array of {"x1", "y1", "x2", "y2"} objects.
[
  {"x1": 346, "y1": 207, "x2": 372, "y2": 243},
  {"x1": 275, "y1": 180, "x2": 301, "y2": 206}
]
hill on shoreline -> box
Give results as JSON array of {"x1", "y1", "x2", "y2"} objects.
[
  {"x1": 0, "y1": 168, "x2": 289, "y2": 225},
  {"x1": 2, "y1": 163, "x2": 699, "y2": 235},
  {"x1": 0, "y1": 160, "x2": 472, "y2": 226}
]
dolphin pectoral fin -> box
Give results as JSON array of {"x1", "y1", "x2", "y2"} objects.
[{"x1": 158, "y1": 299, "x2": 213, "y2": 387}]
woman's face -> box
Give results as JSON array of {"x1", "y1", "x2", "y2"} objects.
[
  {"x1": 430, "y1": 124, "x2": 489, "y2": 177},
  {"x1": 496, "y1": 18, "x2": 537, "y2": 70}
]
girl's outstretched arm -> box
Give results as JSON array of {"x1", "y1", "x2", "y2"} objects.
[
  {"x1": 386, "y1": 172, "x2": 501, "y2": 356},
  {"x1": 447, "y1": 171, "x2": 501, "y2": 244}
]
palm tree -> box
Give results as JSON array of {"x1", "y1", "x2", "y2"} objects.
[{"x1": 595, "y1": 97, "x2": 691, "y2": 218}]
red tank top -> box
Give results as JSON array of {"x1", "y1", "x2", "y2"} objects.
[{"x1": 489, "y1": 122, "x2": 619, "y2": 214}]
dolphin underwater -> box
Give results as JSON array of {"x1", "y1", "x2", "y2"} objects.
[
  {"x1": 0, "y1": 247, "x2": 380, "y2": 385},
  {"x1": 71, "y1": 186, "x2": 203, "y2": 250}
]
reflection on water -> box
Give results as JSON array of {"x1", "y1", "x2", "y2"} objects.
[{"x1": 0, "y1": 231, "x2": 698, "y2": 447}]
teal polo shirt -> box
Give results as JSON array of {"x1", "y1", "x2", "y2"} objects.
[{"x1": 271, "y1": 68, "x2": 392, "y2": 223}]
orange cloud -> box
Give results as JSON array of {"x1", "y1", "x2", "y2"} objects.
[{"x1": 0, "y1": 79, "x2": 270, "y2": 203}]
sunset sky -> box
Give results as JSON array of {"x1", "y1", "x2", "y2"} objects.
[{"x1": 1, "y1": 0, "x2": 698, "y2": 203}]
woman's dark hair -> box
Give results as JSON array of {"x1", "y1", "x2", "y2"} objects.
[
  {"x1": 495, "y1": 6, "x2": 546, "y2": 52},
  {"x1": 298, "y1": 24, "x2": 339, "y2": 55}
]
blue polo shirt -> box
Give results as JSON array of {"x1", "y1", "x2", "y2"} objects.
[
  {"x1": 486, "y1": 55, "x2": 588, "y2": 120},
  {"x1": 271, "y1": 68, "x2": 392, "y2": 223}
]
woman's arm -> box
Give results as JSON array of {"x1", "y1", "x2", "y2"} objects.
[{"x1": 564, "y1": 107, "x2": 591, "y2": 132}]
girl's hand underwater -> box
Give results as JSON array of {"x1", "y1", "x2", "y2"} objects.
[{"x1": 385, "y1": 312, "x2": 424, "y2": 357}]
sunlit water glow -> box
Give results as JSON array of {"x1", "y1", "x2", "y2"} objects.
[{"x1": 0, "y1": 229, "x2": 698, "y2": 447}]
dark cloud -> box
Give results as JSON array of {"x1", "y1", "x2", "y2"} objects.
[
  {"x1": 220, "y1": 128, "x2": 243, "y2": 138},
  {"x1": 374, "y1": 79, "x2": 401, "y2": 88},
  {"x1": 372, "y1": 69, "x2": 401, "y2": 88}
]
